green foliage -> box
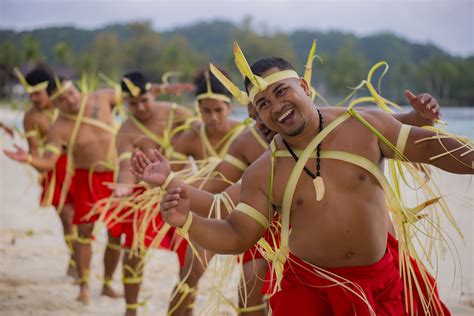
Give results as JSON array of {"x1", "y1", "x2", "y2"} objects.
[{"x1": 0, "y1": 20, "x2": 472, "y2": 105}]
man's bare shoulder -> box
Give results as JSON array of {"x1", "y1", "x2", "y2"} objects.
[
  {"x1": 173, "y1": 124, "x2": 200, "y2": 148},
  {"x1": 241, "y1": 149, "x2": 271, "y2": 187},
  {"x1": 178, "y1": 125, "x2": 200, "y2": 140},
  {"x1": 320, "y1": 106, "x2": 391, "y2": 130},
  {"x1": 349, "y1": 107, "x2": 398, "y2": 131},
  {"x1": 23, "y1": 107, "x2": 46, "y2": 124},
  {"x1": 23, "y1": 109, "x2": 38, "y2": 128},
  {"x1": 226, "y1": 128, "x2": 254, "y2": 160},
  {"x1": 231, "y1": 128, "x2": 254, "y2": 147},
  {"x1": 320, "y1": 106, "x2": 347, "y2": 117}
]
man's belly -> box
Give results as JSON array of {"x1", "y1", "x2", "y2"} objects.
[{"x1": 287, "y1": 205, "x2": 388, "y2": 268}]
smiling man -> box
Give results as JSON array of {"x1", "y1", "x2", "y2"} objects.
[{"x1": 136, "y1": 51, "x2": 472, "y2": 315}]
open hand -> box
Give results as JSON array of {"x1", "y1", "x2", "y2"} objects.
[
  {"x1": 160, "y1": 186, "x2": 190, "y2": 227},
  {"x1": 131, "y1": 149, "x2": 171, "y2": 186},
  {"x1": 4, "y1": 144, "x2": 28, "y2": 162},
  {"x1": 404, "y1": 90, "x2": 441, "y2": 122}
]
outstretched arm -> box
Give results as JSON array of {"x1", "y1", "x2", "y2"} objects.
[
  {"x1": 131, "y1": 149, "x2": 240, "y2": 217},
  {"x1": 368, "y1": 110, "x2": 473, "y2": 174},
  {"x1": 150, "y1": 82, "x2": 195, "y2": 97},
  {"x1": 160, "y1": 163, "x2": 271, "y2": 255},
  {"x1": 4, "y1": 143, "x2": 60, "y2": 171},
  {"x1": 3, "y1": 124, "x2": 64, "y2": 172}
]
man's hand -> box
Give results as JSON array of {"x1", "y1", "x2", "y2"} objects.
[
  {"x1": 405, "y1": 90, "x2": 441, "y2": 122},
  {"x1": 131, "y1": 149, "x2": 171, "y2": 186},
  {"x1": 4, "y1": 144, "x2": 29, "y2": 163},
  {"x1": 165, "y1": 83, "x2": 195, "y2": 96},
  {"x1": 160, "y1": 186, "x2": 190, "y2": 227}
]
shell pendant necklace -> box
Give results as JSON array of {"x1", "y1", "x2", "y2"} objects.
[{"x1": 282, "y1": 108, "x2": 325, "y2": 201}]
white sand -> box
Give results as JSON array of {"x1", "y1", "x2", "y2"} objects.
[{"x1": 1, "y1": 108, "x2": 473, "y2": 315}]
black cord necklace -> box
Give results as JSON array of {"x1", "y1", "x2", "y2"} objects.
[{"x1": 282, "y1": 108, "x2": 325, "y2": 201}]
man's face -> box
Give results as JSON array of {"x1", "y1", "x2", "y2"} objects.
[
  {"x1": 53, "y1": 84, "x2": 81, "y2": 114},
  {"x1": 126, "y1": 92, "x2": 153, "y2": 121},
  {"x1": 247, "y1": 103, "x2": 275, "y2": 143},
  {"x1": 29, "y1": 89, "x2": 50, "y2": 109},
  {"x1": 251, "y1": 67, "x2": 311, "y2": 138},
  {"x1": 199, "y1": 98, "x2": 231, "y2": 132}
]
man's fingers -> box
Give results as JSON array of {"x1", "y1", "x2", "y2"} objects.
[
  {"x1": 420, "y1": 94, "x2": 432, "y2": 105},
  {"x1": 162, "y1": 200, "x2": 178, "y2": 210},
  {"x1": 432, "y1": 104, "x2": 441, "y2": 117},
  {"x1": 162, "y1": 193, "x2": 180, "y2": 203},
  {"x1": 153, "y1": 149, "x2": 165, "y2": 162},
  {"x1": 404, "y1": 90, "x2": 416, "y2": 102},
  {"x1": 167, "y1": 187, "x2": 182, "y2": 195},
  {"x1": 425, "y1": 99, "x2": 434, "y2": 109},
  {"x1": 132, "y1": 157, "x2": 144, "y2": 173},
  {"x1": 141, "y1": 151, "x2": 152, "y2": 165},
  {"x1": 179, "y1": 185, "x2": 189, "y2": 199},
  {"x1": 136, "y1": 152, "x2": 149, "y2": 170}
]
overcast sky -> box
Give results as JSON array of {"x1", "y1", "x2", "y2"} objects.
[{"x1": 1, "y1": 0, "x2": 472, "y2": 56}]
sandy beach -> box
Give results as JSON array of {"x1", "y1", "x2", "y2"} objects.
[{"x1": 1, "y1": 109, "x2": 473, "y2": 315}]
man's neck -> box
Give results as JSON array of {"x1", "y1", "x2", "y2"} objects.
[
  {"x1": 205, "y1": 120, "x2": 232, "y2": 140},
  {"x1": 35, "y1": 102, "x2": 53, "y2": 112},
  {"x1": 139, "y1": 105, "x2": 160, "y2": 125}
]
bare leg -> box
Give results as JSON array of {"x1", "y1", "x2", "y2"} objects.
[
  {"x1": 238, "y1": 259, "x2": 268, "y2": 316},
  {"x1": 75, "y1": 223, "x2": 94, "y2": 304},
  {"x1": 59, "y1": 203, "x2": 77, "y2": 279},
  {"x1": 102, "y1": 231, "x2": 122, "y2": 298},
  {"x1": 168, "y1": 242, "x2": 214, "y2": 316},
  {"x1": 122, "y1": 249, "x2": 145, "y2": 316}
]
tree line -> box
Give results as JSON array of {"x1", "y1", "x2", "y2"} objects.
[{"x1": 1, "y1": 18, "x2": 472, "y2": 106}]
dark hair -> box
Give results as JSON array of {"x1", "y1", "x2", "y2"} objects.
[
  {"x1": 193, "y1": 68, "x2": 232, "y2": 100},
  {"x1": 25, "y1": 67, "x2": 53, "y2": 87},
  {"x1": 244, "y1": 57, "x2": 295, "y2": 92},
  {"x1": 121, "y1": 71, "x2": 149, "y2": 96},
  {"x1": 46, "y1": 75, "x2": 65, "y2": 96}
]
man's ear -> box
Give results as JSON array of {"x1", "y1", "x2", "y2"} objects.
[{"x1": 299, "y1": 78, "x2": 311, "y2": 96}]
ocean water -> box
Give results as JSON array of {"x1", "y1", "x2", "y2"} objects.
[
  {"x1": 1, "y1": 106, "x2": 473, "y2": 138},
  {"x1": 232, "y1": 106, "x2": 474, "y2": 137}
]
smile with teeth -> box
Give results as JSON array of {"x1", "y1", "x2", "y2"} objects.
[{"x1": 277, "y1": 108, "x2": 294, "y2": 122}]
